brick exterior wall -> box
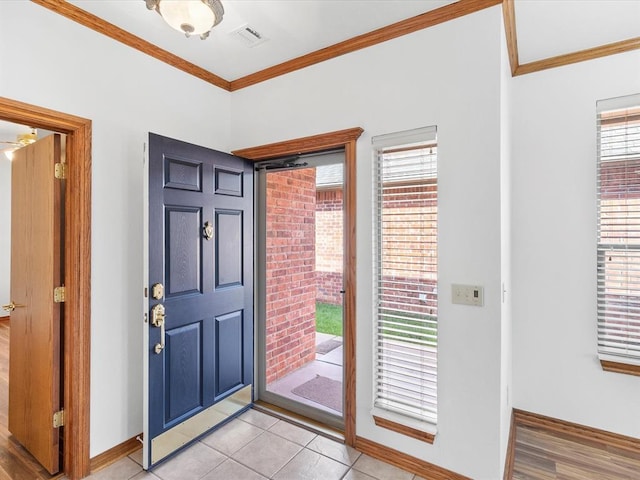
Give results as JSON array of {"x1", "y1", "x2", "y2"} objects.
[
  {"x1": 379, "y1": 183, "x2": 437, "y2": 315},
  {"x1": 316, "y1": 189, "x2": 344, "y2": 305},
  {"x1": 315, "y1": 184, "x2": 438, "y2": 314},
  {"x1": 265, "y1": 179, "x2": 436, "y2": 383},
  {"x1": 265, "y1": 169, "x2": 317, "y2": 384}
]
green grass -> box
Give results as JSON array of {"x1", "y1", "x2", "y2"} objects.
[
  {"x1": 314, "y1": 302, "x2": 437, "y2": 347},
  {"x1": 379, "y1": 309, "x2": 437, "y2": 346},
  {"x1": 315, "y1": 302, "x2": 343, "y2": 336}
]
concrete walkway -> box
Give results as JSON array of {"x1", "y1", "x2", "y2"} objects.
[{"x1": 267, "y1": 333, "x2": 344, "y2": 415}]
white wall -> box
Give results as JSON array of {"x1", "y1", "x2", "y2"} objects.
[
  {"x1": 0, "y1": 158, "x2": 10, "y2": 308},
  {"x1": 511, "y1": 50, "x2": 640, "y2": 438},
  {"x1": 231, "y1": 7, "x2": 506, "y2": 479},
  {"x1": 0, "y1": 1, "x2": 232, "y2": 456}
]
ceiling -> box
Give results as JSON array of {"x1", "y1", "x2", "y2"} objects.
[
  {"x1": 70, "y1": 0, "x2": 459, "y2": 81},
  {"x1": 57, "y1": 0, "x2": 639, "y2": 85},
  {"x1": 2, "y1": 0, "x2": 638, "y2": 141},
  {"x1": 514, "y1": 0, "x2": 640, "y2": 65}
]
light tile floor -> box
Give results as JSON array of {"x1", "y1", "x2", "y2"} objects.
[{"x1": 77, "y1": 409, "x2": 422, "y2": 480}]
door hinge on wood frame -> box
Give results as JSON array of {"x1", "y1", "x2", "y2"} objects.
[
  {"x1": 54, "y1": 162, "x2": 67, "y2": 179},
  {"x1": 53, "y1": 409, "x2": 65, "y2": 428},
  {"x1": 54, "y1": 286, "x2": 66, "y2": 303}
]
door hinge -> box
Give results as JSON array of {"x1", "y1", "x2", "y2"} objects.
[
  {"x1": 54, "y1": 286, "x2": 66, "y2": 303},
  {"x1": 53, "y1": 409, "x2": 65, "y2": 428},
  {"x1": 54, "y1": 162, "x2": 67, "y2": 179}
]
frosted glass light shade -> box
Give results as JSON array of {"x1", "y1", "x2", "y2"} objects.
[{"x1": 147, "y1": 0, "x2": 224, "y2": 39}]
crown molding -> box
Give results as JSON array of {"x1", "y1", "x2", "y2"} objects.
[
  {"x1": 30, "y1": 1, "x2": 640, "y2": 92},
  {"x1": 31, "y1": 0, "x2": 501, "y2": 92},
  {"x1": 502, "y1": 0, "x2": 519, "y2": 76},
  {"x1": 502, "y1": 0, "x2": 640, "y2": 77},
  {"x1": 514, "y1": 36, "x2": 640, "y2": 76}
]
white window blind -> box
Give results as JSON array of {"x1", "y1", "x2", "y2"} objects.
[
  {"x1": 597, "y1": 94, "x2": 640, "y2": 364},
  {"x1": 373, "y1": 126, "x2": 438, "y2": 425}
]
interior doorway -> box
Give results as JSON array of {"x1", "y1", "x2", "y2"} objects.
[
  {"x1": 256, "y1": 151, "x2": 345, "y2": 429},
  {"x1": 0, "y1": 97, "x2": 92, "y2": 480}
]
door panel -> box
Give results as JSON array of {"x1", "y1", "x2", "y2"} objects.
[
  {"x1": 145, "y1": 133, "x2": 253, "y2": 468},
  {"x1": 215, "y1": 310, "x2": 244, "y2": 395},
  {"x1": 166, "y1": 206, "x2": 202, "y2": 296},
  {"x1": 9, "y1": 134, "x2": 62, "y2": 475},
  {"x1": 165, "y1": 323, "x2": 202, "y2": 421},
  {"x1": 215, "y1": 210, "x2": 243, "y2": 288}
]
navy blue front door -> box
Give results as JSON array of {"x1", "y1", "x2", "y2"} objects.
[{"x1": 146, "y1": 133, "x2": 253, "y2": 468}]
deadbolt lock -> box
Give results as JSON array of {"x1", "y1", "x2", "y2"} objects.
[{"x1": 151, "y1": 283, "x2": 164, "y2": 300}]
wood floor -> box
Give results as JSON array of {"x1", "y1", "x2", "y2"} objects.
[
  {"x1": 0, "y1": 319, "x2": 59, "y2": 480},
  {"x1": 512, "y1": 422, "x2": 640, "y2": 479}
]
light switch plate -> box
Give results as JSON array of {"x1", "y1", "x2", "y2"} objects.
[{"x1": 452, "y1": 284, "x2": 484, "y2": 306}]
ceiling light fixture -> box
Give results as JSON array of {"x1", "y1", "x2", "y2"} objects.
[
  {"x1": 2, "y1": 128, "x2": 37, "y2": 161},
  {"x1": 145, "y1": 0, "x2": 224, "y2": 40}
]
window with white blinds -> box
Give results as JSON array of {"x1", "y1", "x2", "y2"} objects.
[
  {"x1": 597, "y1": 94, "x2": 640, "y2": 365},
  {"x1": 372, "y1": 126, "x2": 438, "y2": 425}
]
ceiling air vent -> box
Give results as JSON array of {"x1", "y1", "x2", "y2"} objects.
[{"x1": 229, "y1": 24, "x2": 268, "y2": 48}]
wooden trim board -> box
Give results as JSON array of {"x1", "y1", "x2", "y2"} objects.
[
  {"x1": 0, "y1": 97, "x2": 92, "y2": 480},
  {"x1": 232, "y1": 127, "x2": 363, "y2": 446},
  {"x1": 502, "y1": 1, "x2": 640, "y2": 77},
  {"x1": 90, "y1": 435, "x2": 142, "y2": 473},
  {"x1": 0, "y1": 316, "x2": 9, "y2": 323},
  {"x1": 372, "y1": 415, "x2": 435, "y2": 444},
  {"x1": 513, "y1": 409, "x2": 640, "y2": 452},
  {"x1": 233, "y1": 127, "x2": 365, "y2": 160},
  {"x1": 515, "y1": 37, "x2": 640, "y2": 76},
  {"x1": 355, "y1": 436, "x2": 470, "y2": 480},
  {"x1": 501, "y1": 0, "x2": 519, "y2": 76},
  {"x1": 600, "y1": 359, "x2": 640, "y2": 377},
  {"x1": 502, "y1": 410, "x2": 516, "y2": 480}
]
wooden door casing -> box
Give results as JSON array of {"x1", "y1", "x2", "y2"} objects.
[
  {"x1": 9, "y1": 134, "x2": 63, "y2": 474},
  {"x1": 0, "y1": 96, "x2": 92, "y2": 480}
]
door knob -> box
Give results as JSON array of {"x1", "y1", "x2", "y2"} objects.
[
  {"x1": 151, "y1": 304, "x2": 165, "y2": 354},
  {"x1": 2, "y1": 301, "x2": 24, "y2": 313}
]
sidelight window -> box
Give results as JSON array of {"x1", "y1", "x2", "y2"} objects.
[
  {"x1": 597, "y1": 93, "x2": 640, "y2": 373},
  {"x1": 372, "y1": 127, "x2": 438, "y2": 430}
]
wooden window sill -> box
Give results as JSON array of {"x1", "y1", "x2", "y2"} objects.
[
  {"x1": 373, "y1": 415, "x2": 435, "y2": 444},
  {"x1": 600, "y1": 359, "x2": 640, "y2": 377}
]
